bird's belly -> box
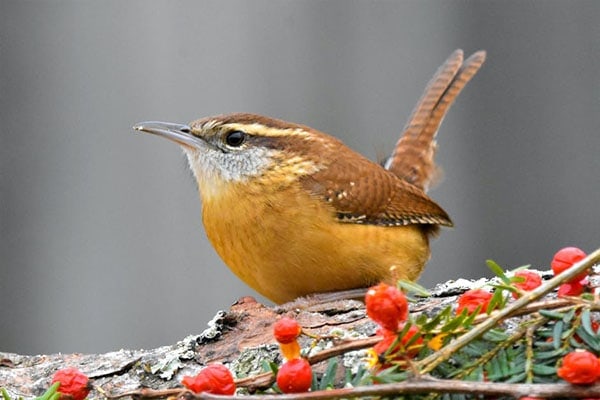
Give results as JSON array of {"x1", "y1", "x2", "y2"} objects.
[{"x1": 202, "y1": 185, "x2": 431, "y2": 304}]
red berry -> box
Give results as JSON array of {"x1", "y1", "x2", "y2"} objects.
[
  {"x1": 557, "y1": 350, "x2": 600, "y2": 385},
  {"x1": 558, "y1": 280, "x2": 586, "y2": 297},
  {"x1": 181, "y1": 364, "x2": 236, "y2": 395},
  {"x1": 273, "y1": 317, "x2": 301, "y2": 344},
  {"x1": 512, "y1": 270, "x2": 542, "y2": 298},
  {"x1": 456, "y1": 289, "x2": 494, "y2": 315},
  {"x1": 276, "y1": 358, "x2": 312, "y2": 393},
  {"x1": 373, "y1": 324, "x2": 423, "y2": 358},
  {"x1": 373, "y1": 328, "x2": 396, "y2": 355},
  {"x1": 365, "y1": 283, "x2": 408, "y2": 331},
  {"x1": 51, "y1": 368, "x2": 91, "y2": 400},
  {"x1": 551, "y1": 247, "x2": 587, "y2": 282}
]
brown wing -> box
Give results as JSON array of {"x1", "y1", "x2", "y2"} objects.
[
  {"x1": 386, "y1": 49, "x2": 486, "y2": 191},
  {"x1": 300, "y1": 152, "x2": 452, "y2": 227}
]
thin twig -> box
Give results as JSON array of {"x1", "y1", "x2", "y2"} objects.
[
  {"x1": 451, "y1": 319, "x2": 534, "y2": 380},
  {"x1": 306, "y1": 337, "x2": 379, "y2": 364},
  {"x1": 473, "y1": 297, "x2": 570, "y2": 323}
]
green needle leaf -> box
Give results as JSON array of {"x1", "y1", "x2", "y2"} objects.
[
  {"x1": 486, "y1": 259, "x2": 511, "y2": 285},
  {"x1": 397, "y1": 279, "x2": 431, "y2": 297}
]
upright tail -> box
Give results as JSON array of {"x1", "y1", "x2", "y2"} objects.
[{"x1": 385, "y1": 49, "x2": 486, "y2": 192}]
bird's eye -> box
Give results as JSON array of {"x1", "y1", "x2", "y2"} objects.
[{"x1": 225, "y1": 130, "x2": 246, "y2": 147}]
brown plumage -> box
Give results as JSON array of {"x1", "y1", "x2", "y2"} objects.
[
  {"x1": 300, "y1": 144, "x2": 452, "y2": 227},
  {"x1": 387, "y1": 49, "x2": 486, "y2": 191}
]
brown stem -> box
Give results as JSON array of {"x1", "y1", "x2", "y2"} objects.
[{"x1": 185, "y1": 377, "x2": 600, "y2": 399}]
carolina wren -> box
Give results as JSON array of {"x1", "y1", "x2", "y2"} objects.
[{"x1": 134, "y1": 49, "x2": 485, "y2": 304}]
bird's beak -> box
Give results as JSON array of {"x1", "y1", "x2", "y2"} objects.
[{"x1": 133, "y1": 121, "x2": 200, "y2": 149}]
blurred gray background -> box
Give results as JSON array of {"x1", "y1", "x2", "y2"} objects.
[{"x1": 2, "y1": 1, "x2": 599, "y2": 355}]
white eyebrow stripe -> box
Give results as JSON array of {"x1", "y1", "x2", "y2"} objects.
[{"x1": 219, "y1": 122, "x2": 311, "y2": 138}]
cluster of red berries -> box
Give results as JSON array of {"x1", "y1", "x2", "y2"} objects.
[
  {"x1": 551, "y1": 248, "x2": 598, "y2": 388},
  {"x1": 454, "y1": 269, "x2": 544, "y2": 315},
  {"x1": 365, "y1": 283, "x2": 422, "y2": 365},
  {"x1": 455, "y1": 247, "x2": 588, "y2": 316},
  {"x1": 273, "y1": 317, "x2": 313, "y2": 393}
]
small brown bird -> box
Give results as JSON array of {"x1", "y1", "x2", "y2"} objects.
[{"x1": 134, "y1": 49, "x2": 485, "y2": 303}]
